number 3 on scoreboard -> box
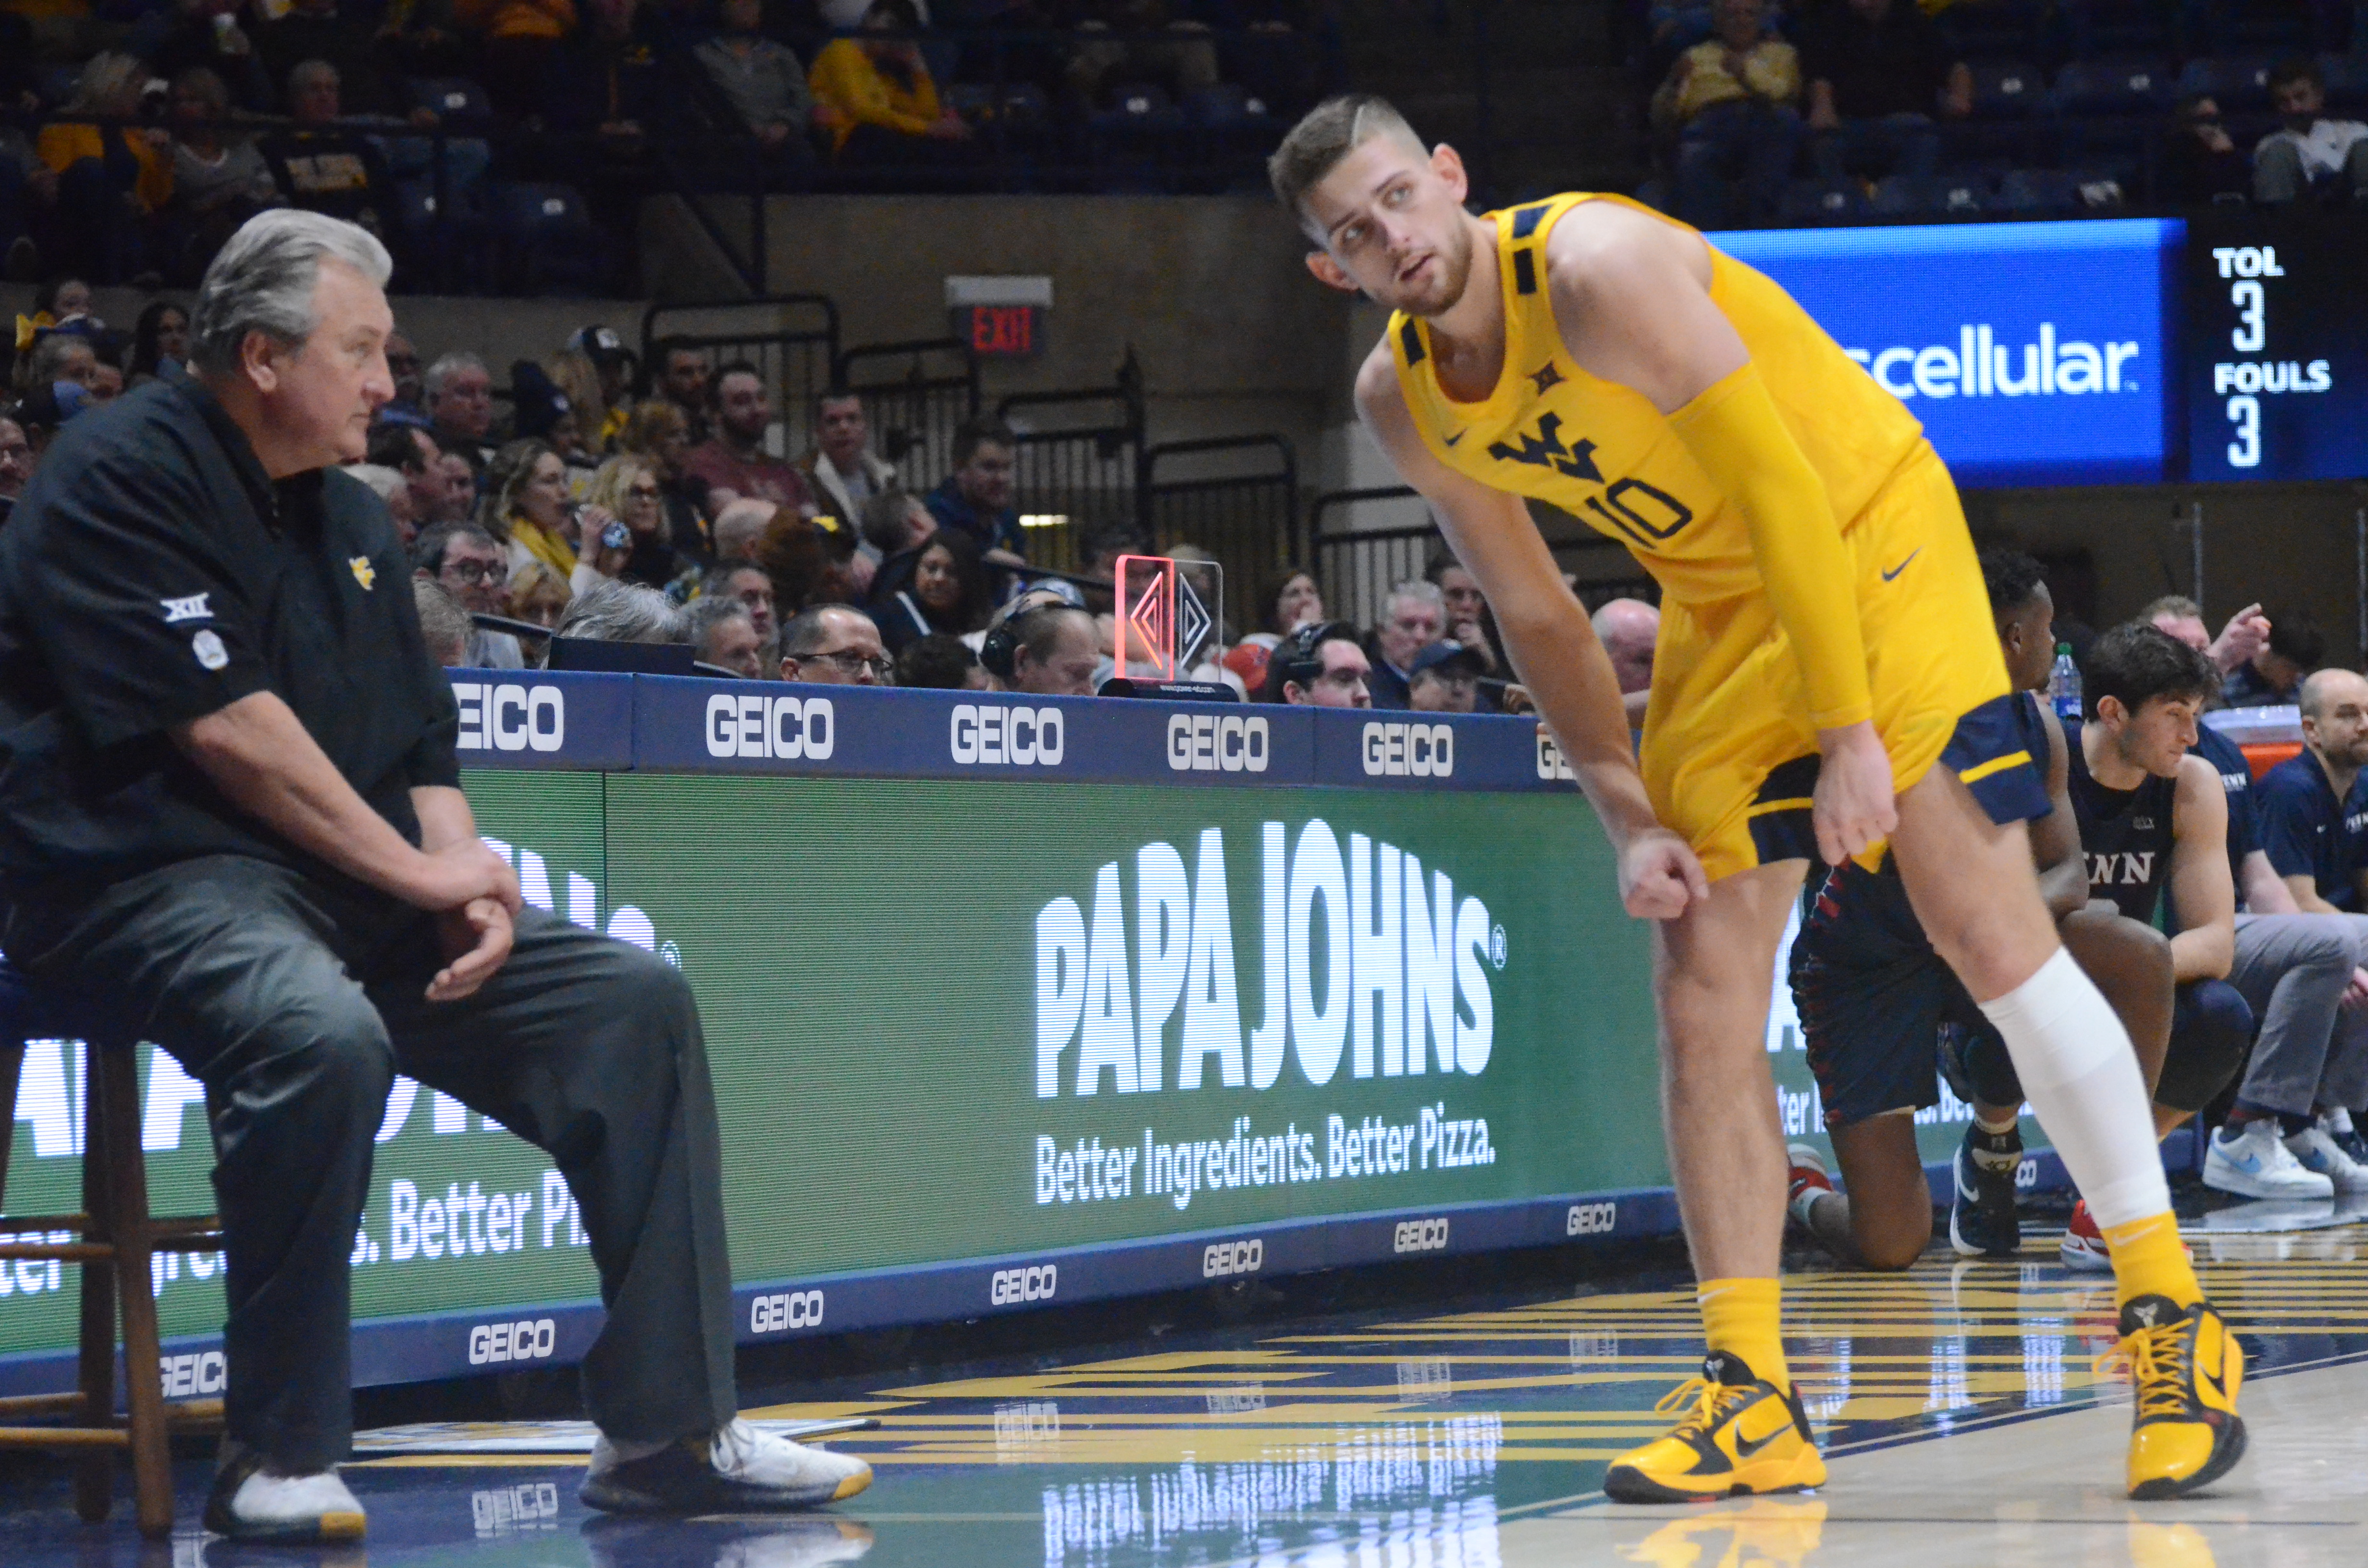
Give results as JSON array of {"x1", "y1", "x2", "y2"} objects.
[{"x1": 2225, "y1": 394, "x2": 2260, "y2": 469}]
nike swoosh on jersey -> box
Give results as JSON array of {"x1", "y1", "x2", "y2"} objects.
[{"x1": 1881, "y1": 549, "x2": 1921, "y2": 582}]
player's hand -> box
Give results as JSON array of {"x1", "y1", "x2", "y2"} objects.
[
  {"x1": 1813, "y1": 721, "x2": 1897, "y2": 866},
  {"x1": 428, "y1": 897, "x2": 513, "y2": 1002},
  {"x1": 2343, "y1": 968, "x2": 2368, "y2": 1011},
  {"x1": 2208, "y1": 603, "x2": 2269, "y2": 676},
  {"x1": 1619, "y1": 829, "x2": 1710, "y2": 920},
  {"x1": 408, "y1": 839, "x2": 523, "y2": 916}
]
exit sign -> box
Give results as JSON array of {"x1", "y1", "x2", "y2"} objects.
[
  {"x1": 945, "y1": 274, "x2": 1053, "y2": 361},
  {"x1": 960, "y1": 304, "x2": 1043, "y2": 358}
]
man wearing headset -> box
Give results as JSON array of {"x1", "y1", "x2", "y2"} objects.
[
  {"x1": 981, "y1": 593, "x2": 1103, "y2": 697},
  {"x1": 1261, "y1": 621, "x2": 1374, "y2": 708}
]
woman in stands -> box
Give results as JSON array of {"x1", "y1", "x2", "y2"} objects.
[
  {"x1": 481, "y1": 438, "x2": 631, "y2": 599},
  {"x1": 618, "y1": 400, "x2": 717, "y2": 569},
  {"x1": 586, "y1": 454, "x2": 691, "y2": 593},
  {"x1": 809, "y1": 0, "x2": 974, "y2": 168},
  {"x1": 869, "y1": 528, "x2": 992, "y2": 653}
]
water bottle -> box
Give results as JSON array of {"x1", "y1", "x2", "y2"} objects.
[{"x1": 2049, "y1": 643, "x2": 2082, "y2": 720}]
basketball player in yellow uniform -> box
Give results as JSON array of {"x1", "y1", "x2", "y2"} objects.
[{"x1": 1269, "y1": 95, "x2": 2245, "y2": 1504}]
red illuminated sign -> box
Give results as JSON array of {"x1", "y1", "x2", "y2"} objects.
[{"x1": 960, "y1": 305, "x2": 1042, "y2": 358}]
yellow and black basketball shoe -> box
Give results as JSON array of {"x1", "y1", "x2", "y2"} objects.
[
  {"x1": 2099, "y1": 1295, "x2": 2247, "y2": 1500},
  {"x1": 1603, "y1": 1352, "x2": 1826, "y2": 1503}
]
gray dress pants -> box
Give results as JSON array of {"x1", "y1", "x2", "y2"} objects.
[
  {"x1": 2227, "y1": 912, "x2": 2368, "y2": 1119},
  {"x1": 3, "y1": 854, "x2": 738, "y2": 1472}
]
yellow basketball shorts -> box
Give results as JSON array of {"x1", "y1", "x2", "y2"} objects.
[{"x1": 1636, "y1": 446, "x2": 2042, "y2": 884}]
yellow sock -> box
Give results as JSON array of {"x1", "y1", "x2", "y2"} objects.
[
  {"x1": 1699, "y1": 1276, "x2": 1790, "y2": 1392},
  {"x1": 2104, "y1": 1211, "x2": 2202, "y2": 1310}
]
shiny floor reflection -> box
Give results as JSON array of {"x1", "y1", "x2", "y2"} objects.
[{"x1": 6, "y1": 1218, "x2": 2366, "y2": 1566}]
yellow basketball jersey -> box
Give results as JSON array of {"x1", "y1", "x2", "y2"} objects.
[{"x1": 1388, "y1": 193, "x2": 1928, "y2": 606}]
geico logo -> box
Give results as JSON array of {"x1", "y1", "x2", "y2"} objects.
[
  {"x1": 1393, "y1": 1218, "x2": 1451, "y2": 1253},
  {"x1": 1168, "y1": 713, "x2": 1271, "y2": 773},
  {"x1": 453, "y1": 682, "x2": 566, "y2": 753},
  {"x1": 471, "y1": 1483, "x2": 560, "y2": 1534},
  {"x1": 749, "y1": 1289, "x2": 826, "y2": 1335},
  {"x1": 704, "y1": 693, "x2": 836, "y2": 760},
  {"x1": 1202, "y1": 1239, "x2": 1265, "y2": 1278},
  {"x1": 952, "y1": 704, "x2": 1064, "y2": 766},
  {"x1": 1535, "y1": 730, "x2": 1574, "y2": 781},
  {"x1": 1566, "y1": 1201, "x2": 1618, "y2": 1238},
  {"x1": 1362, "y1": 721, "x2": 1455, "y2": 778},
  {"x1": 1844, "y1": 325, "x2": 2141, "y2": 400},
  {"x1": 158, "y1": 1349, "x2": 227, "y2": 1399},
  {"x1": 989, "y1": 1264, "x2": 1059, "y2": 1305},
  {"x1": 467, "y1": 1318, "x2": 557, "y2": 1366}
]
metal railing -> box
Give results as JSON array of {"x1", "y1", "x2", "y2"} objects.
[
  {"x1": 834, "y1": 338, "x2": 981, "y2": 490},
  {"x1": 1140, "y1": 434, "x2": 1298, "y2": 636},
  {"x1": 995, "y1": 350, "x2": 1147, "y2": 574},
  {"x1": 640, "y1": 297, "x2": 841, "y2": 458},
  {"x1": 1307, "y1": 485, "x2": 1659, "y2": 629}
]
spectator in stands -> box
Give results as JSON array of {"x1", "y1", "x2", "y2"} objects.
[
  {"x1": 1592, "y1": 595, "x2": 1659, "y2": 728},
  {"x1": 2142, "y1": 594, "x2": 2272, "y2": 683},
  {"x1": 455, "y1": 0, "x2": 580, "y2": 119},
  {"x1": 554, "y1": 577, "x2": 690, "y2": 643},
  {"x1": 343, "y1": 461, "x2": 419, "y2": 542},
  {"x1": 1800, "y1": 0, "x2": 1971, "y2": 185},
  {"x1": 379, "y1": 0, "x2": 473, "y2": 79},
  {"x1": 697, "y1": 0, "x2": 825, "y2": 166},
  {"x1": 380, "y1": 329, "x2": 427, "y2": 424},
  {"x1": 13, "y1": 326, "x2": 100, "y2": 401},
  {"x1": 511, "y1": 359, "x2": 591, "y2": 473},
  {"x1": 808, "y1": 0, "x2": 972, "y2": 165},
  {"x1": 508, "y1": 558, "x2": 572, "y2": 629},
  {"x1": 425, "y1": 349, "x2": 497, "y2": 467},
  {"x1": 1426, "y1": 551, "x2": 1501, "y2": 677},
  {"x1": 483, "y1": 437, "x2": 631, "y2": 592},
  {"x1": 1262, "y1": 566, "x2": 1326, "y2": 638},
  {"x1": 778, "y1": 602, "x2": 892, "y2": 684},
  {"x1": 2255, "y1": 57, "x2": 2368, "y2": 207},
  {"x1": 1362, "y1": 579, "x2": 1444, "y2": 710},
  {"x1": 566, "y1": 324, "x2": 636, "y2": 448},
  {"x1": 925, "y1": 417, "x2": 1024, "y2": 558},
  {"x1": 898, "y1": 630, "x2": 984, "y2": 688},
  {"x1": 2168, "y1": 94, "x2": 2250, "y2": 207},
  {"x1": 860, "y1": 485, "x2": 935, "y2": 559},
  {"x1": 435, "y1": 449, "x2": 480, "y2": 520},
  {"x1": 587, "y1": 453, "x2": 686, "y2": 588},
  {"x1": 755, "y1": 508, "x2": 839, "y2": 612},
  {"x1": 412, "y1": 576, "x2": 472, "y2": 666},
  {"x1": 2223, "y1": 613, "x2": 2322, "y2": 709},
  {"x1": 1065, "y1": 0, "x2": 1219, "y2": 110},
  {"x1": 1000, "y1": 602, "x2": 1101, "y2": 698},
  {"x1": 648, "y1": 337, "x2": 713, "y2": 443},
  {"x1": 543, "y1": 0, "x2": 665, "y2": 210},
  {"x1": 128, "y1": 299, "x2": 190, "y2": 383},
  {"x1": 412, "y1": 520, "x2": 526, "y2": 666},
  {"x1": 703, "y1": 561, "x2": 777, "y2": 642},
  {"x1": 372, "y1": 422, "x2": 453, "y2": 519},
  {"x1": 618, "y1": 397, "x2": 715, "y2": 561},
  {"x1": 33, "y1": 53, "x2": 172, "y2": 284},
  {"x1": 0, "y1": 414, "x2": 34, "y2": 521},
  {"x1": 544, "y1": 350, "x2": 608, "y2": 456},
  {"x1": 150, "y1": 0, "x2": 275, "y2": 116},
  {"x1": 682, "y1": 361, "x2": 815, "y2": 514},
  {"x1": 1406, "y1": 640, "x2": 1483, "y2": 714},
  {"x1": 870, "y1": 528, "x2": 991, "y2": 653},
  {"x1": 2258, "y1": 668, "x2": 2368, "y2": 916},
  {"x1": 256, "y1": 0, "x2": 415, "y2": 118},
  {"x1": 165, "y1": 67, "x2": 285, "y2": 284},
  {"x1": 259, "y1": 61, "x2": 396, "y2": 237},
  {"x1": 1649, "y1": 0, "x2": 1800, "y2": 229},
  {"x1": 685, "y1": 593, "x2": 765, "y2": 677},
  {"x1": 1262, "y1": 620, "x2": 1370, "y2": 708},
  {"x1": 711, "y1": 497, "x2": 776, "y2": 563},
  {"x1": 799, "y1": 391, "x2": 896, "y2": 532}
]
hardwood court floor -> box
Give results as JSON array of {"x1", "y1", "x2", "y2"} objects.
[{"x1": 6, "y1": 1215, "x2": 2365, "y2": 1566}]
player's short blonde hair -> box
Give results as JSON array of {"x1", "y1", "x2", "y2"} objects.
[{"x1": 1268, "y1": 94, "x2": 1427, "y2": 228}]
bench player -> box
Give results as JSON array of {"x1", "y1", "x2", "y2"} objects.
[{"x1": 1268, "y1": 94, "x2": 2243, "y2": 1502}]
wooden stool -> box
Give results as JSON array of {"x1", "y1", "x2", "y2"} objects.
[{"x1": 0, "y1": 1031, "x2": 226, "y2": 1538}]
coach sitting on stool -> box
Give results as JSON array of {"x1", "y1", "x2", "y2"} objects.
[{"x1": 0, "y1": 211, "x2": 871, "y2": 1544}]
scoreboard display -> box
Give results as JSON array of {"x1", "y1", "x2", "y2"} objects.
[{"x1": 2182, "y1": 212, "x2": 2368, "y2": 482}]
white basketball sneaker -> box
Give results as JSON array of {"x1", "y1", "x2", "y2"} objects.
[
  {"x1": 2285, "y1": 1116, "x2": 2368, "y2": 1193},
  {"x1": 582, "y1": 1419, "x2": 873, "y2": 1514},
  {"x1": 2204, "y1": 1117, "x2": 2333, "y2": 1200},
  {"x1": 202, "y1": 1445, "x2": 367, "y2": 1543}
]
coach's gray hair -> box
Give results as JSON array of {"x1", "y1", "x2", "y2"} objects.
[
  {"x1": 189, "y1": 209, "x2": 392, "y2": 378},
  {"x1": 555, "y1": 579, "x2": 689, "y2": 645}
]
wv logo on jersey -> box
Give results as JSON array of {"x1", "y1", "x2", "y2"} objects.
[
  {"x1": 1487, "y1": 412, "x2": 1602, "y2": 481},
  {"x1": 2087, "y1": 850, "x2": 2157, "y2": 885}
]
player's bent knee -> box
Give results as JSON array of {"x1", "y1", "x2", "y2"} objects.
[{"x1": 2158, "y1": 979, "x2": 2254, "y2": 1113}]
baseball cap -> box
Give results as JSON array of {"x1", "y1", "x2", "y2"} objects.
[
  {"x1": 567, "y1": 325, "x2": 630, "y2": 366},
  {"x1": 1410, "y1": 640, "x2": 1485, "y2": 679}
]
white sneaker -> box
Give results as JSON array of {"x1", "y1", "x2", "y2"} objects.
[
  {"x1": 202, "y1": 1457, "x2": 367, "y2": 1543},
  {"x1": 583, "y1": 1418, "x2": 872, "y2": 1514},
  {"x1": 2285, "y1": 1119, "x2": 2368, "y2": 1193},
  {"x1": 2204, "y1": 1118, "x2": 2334, "y2": 1200}
]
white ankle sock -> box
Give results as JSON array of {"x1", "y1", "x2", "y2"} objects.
[{"x1": 1975, "y1": 946, "x2": 2168, "y2": 1231}]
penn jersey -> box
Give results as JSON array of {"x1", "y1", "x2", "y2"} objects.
[
  {"x1": 1388, "y1": 192, "x2": 1929, "y2": 606},
  {"x1": 2062, "y1": 716, "x2": 2176, "y2": 923}
]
